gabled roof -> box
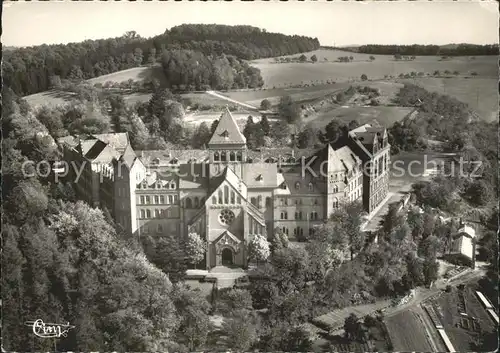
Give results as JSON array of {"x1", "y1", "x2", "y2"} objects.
[
  {"x1": 278, "y1": 171, "x2": 324, "y2": 195},
  {"x1": 208, "y1": 108, "x2": 246, "y2": 146},
  {"x1": 450, "y1": 235, "x2": 474, "y2": 259},
  {"x1": 91, "y1": 132, "x2": 129, "y2": 153},
  {"x1": 119, "y1": 143, "x2": 137, "y2": 168},
  {"x1": 458, "y1": 225, "x2": 476, "y2": 239},
  {"x1": 81, "y1": 139, "x2": 99, "y2": 155},
  {"x1": 348, "y1": 123, "x2": 388, "y2": 158},
  {"x1": 304, "y1": 144, "x2": 360, "y2": 176},
  {"x1": 208, "y1": 166, "x2": 247, "y2": 199}
]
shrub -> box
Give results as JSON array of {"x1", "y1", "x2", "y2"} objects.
[{"x1": 360, "y1": 74, "x2": 368, "y2": 81}]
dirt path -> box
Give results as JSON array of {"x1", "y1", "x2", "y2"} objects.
[{"x1": 205, "y1": 90, "x2": 259, "y2": 110}]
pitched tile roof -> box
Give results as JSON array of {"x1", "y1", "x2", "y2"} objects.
[
  {"x1": 138, "y1": 150, "x2": 210, "y2": 166},
  {"x1": 86, "y1": 142, "x2": 121, "y2": 164},
  {"x1": 81, "y1": 139, "x2": 99, "y2": 155},
  {"x1": 242, "y1": 163, "x2": 279, "y2": 188},
  {"x1": 91, "y1": 133, "x2": 129, "y2": 153},
  {"x1": 178, "y1": 163, "x2": 209, "y2": 189},
  {"x1": 278, "y1": 171, "x2": 325, "y2": 195},
  {"x1": 208, "y1": 108, "x2": 246, "y2": 146}
]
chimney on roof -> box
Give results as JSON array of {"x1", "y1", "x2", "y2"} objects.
[{"x1": 291, "y1": 149, "x2": 295, "y2": 159}]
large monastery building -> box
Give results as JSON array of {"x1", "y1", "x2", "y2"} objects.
[{"x1": 58, "y1": 108, "x2": 390, "y2": 269}]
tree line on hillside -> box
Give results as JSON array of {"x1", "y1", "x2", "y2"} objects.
[
  {"x1": 2, "y1": 86, "x2": 206, "y2": 351},
  {"x1": 389, "y1": 83, "x2": 497, "y2": 212},
  {"x1": 3, "y1": 24, "x2": 319, "y2": 96},
  {"x1": 354, "y1": 44, "x2": 498, "y2": 56},
  {"x1": 160, "y1": 51, "x2": 263, "y2": 91}
]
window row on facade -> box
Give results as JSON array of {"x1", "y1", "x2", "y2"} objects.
[
  {"x1": 212, "y1": 186, "x2": 242, "y2": 205},
  {"x1": 213, "y1": 151, "x2": 243, "y2": 162},
  {"x1": 250, "y1": 196, "x2": 272, "y2": 208},
  {"x1": 137, "y1": 181, "x2": 177, "y2": 190},
  {"x1": 184, "y1": 196, "x2": 207, "y2": 209},
  {"x1": 139, "y1": 209, "x2": 175, "y2": 219},
  {"x1": 139, "y1": 194, "x2": 179, "y2": 205},
  {"x1": 277, "y1": 197, "x2": 320, "y2": 206},
  {"x1": 280, "y1": 211, "x2": 320, "y2": 220}
]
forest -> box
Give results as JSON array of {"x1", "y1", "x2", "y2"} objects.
[
  {"x1": 340, "y1": 44, "x2": 498, "y2": 56},
  {"x1": 2, "y1": 24, "x2": 320, "y2": 96}
]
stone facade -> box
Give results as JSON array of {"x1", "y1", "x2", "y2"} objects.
[{"x1": 58, "y1": 108, "x2": 390, "y2": 270}]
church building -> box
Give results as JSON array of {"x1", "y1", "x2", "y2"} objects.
[{"x1": 57, "y1": 108, "x2": 390, "y2": 270}]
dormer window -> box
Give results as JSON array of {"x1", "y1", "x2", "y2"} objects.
[
  {"x1": 170, "y1": 181, "x2": 176, "y2": 189},
  {"x1": 256, "y1": 174, "x2": 263, "y2": 182},
  {"x1": 295, "y1": 182, "x2": 300, "y2": 190},
  {"x1": 152, "y1": 158, "x2": 160, "y2": 165},
  {"x1": 171, "y1": 158, "x2": 178, "y2": 164},
  {"x1": 281, "y1": 183, "x2": 287, "y2": 190},
  {"x1": 221, "y1": 130, "x2": 229, "y2": 140}
]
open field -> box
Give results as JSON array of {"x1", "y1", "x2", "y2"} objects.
[
  {"x1": 86, "y1": 65, "x2": 168, "y2": 86},
  {"x1": 432, "y1": 284, "x2": 498, "y2": 351},
  {"x1": 307, "y1": 106, "x2": 412, "y2": 129},
  {"x1": 23, "y1": 90, "x2": 77, "y2": 108},
  {"x1": 385, "y1": 310, "x2": 434, "y2": 351},
  {"x1": 397, "y1": 77, "x2": 498, "y2": 121},
  {"x1": 252, "y1": 49, "x2": 497, "y2": 88},
  {"x1": 223, "y1": 82, "x2": 351, "y2": 105}
]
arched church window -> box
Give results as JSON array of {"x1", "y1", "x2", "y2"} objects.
[
  {"x1": 230, "y1": 151, "x2": 236, "y2": 161},
  {"x1": 221, "y1": 151, "x2": 227, "y2": 161},
  {"x1": 214, "y1": 152, "x2": 220, "y2": 161},
  {"x1": 236, "y1": 151, "x2": 242, "y2": 161},
  {"x1": 185, "y1": 197, "x2": 192, "y2": 209},
  {"x1": 224, "y1": 186, "x2": 229, "y2": 204},
  {"x1": 194, "y1": 197, "x2": 200, "y2": 208},
  {"x1": 218, "y1": 190, "x2": 223, "y2": 204},
  {"x1": 230, "y1": 191, "x2": 235, "y2": 204}
]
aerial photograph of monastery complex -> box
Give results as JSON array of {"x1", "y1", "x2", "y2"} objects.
[{"x1": 2, "y1": 1, "x2": 498, "y2": 352}]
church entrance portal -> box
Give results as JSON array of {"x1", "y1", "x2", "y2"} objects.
[{"x1": 221, "y1": 248, "x2": 233, "y2": 266}]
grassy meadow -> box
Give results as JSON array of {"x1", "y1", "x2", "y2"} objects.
[
  {"x1": 23, "y1": 48, "x2": 496, "y2": 123},
  {"x1": 397, "y1": 77, "x2": 498, "y2": 121},
  {"x1": 86, "y1": 65, "x2": 168, "y2": 86},
  {"x1": 252, "y1": 49, "x2": 497, "y2": 87}
]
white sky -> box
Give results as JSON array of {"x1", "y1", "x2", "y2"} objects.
[{"x1": 3, "y1": 0, "x2": 499, "y2": 47}]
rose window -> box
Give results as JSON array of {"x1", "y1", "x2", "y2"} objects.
[{"x1": 219, "y1": 209, "x2": 235, "y2": 225}]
